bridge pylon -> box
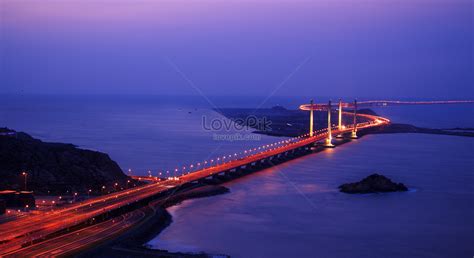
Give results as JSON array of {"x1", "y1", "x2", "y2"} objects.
[
  {"x1": 351, "y1": 99, "x2": 358, "y2": 139},
  {"x1": 336, "y1": 99, "x2": 344, "y2": 138},
  {"x1": 324, "y1": 100, "x2": 335, "y2": 147},
  {"x1": 309, "y1": 99, "x2": 314, "y2": 137}
]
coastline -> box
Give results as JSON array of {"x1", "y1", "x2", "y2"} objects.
[{"x1": 373, "y1": 123, "x2": 474, "y2": 137}]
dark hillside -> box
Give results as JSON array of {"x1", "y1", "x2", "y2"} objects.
[{"x1": 0, "y1": 128, "x2": 128, "y2": 194}]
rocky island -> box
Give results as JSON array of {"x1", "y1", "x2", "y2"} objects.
[
  {"x1": 0, "y1": 128, "x2": 129, "y2": 194},
  {"x1": 339, "y1": 174, "x2": 408, "y2": 194}
]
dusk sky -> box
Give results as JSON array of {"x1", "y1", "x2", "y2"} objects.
[{"x1": 1, "y1": 0, "x2": 472, "y2": 99}]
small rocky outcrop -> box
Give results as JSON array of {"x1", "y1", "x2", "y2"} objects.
[
  {"x1": 0, "y1": 128, "x2": 129, "y2": 194},
  {"x1": 339, "y1": 174, "x2": 408, "y2": 194}
]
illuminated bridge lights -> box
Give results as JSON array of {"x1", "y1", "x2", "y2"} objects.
[{"x1": 150, "y1": 100, "x2": 393, "y2": 182}]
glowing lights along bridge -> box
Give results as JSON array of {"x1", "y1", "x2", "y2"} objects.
[{"x1": 0, "y1": 99, "x2": 468, "y2": 256}]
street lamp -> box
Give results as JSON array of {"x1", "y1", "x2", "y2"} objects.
[{"x1": 21, "y1": 172, "x2": 27, "y2": 191}]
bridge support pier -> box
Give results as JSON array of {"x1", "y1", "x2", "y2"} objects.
[
  {"x1": 249, "y1": 162, "x2": 260, "y2": 170},
  {"x1": 351, "y1": 99, "x2": 358, "y2": 139},
  {"x1": 279, "y1": 152, "x2": 290, "y2": 160},
  {"x1": 309, "y1": 99, "x2": 314, "y2": 137},
  {"x1": 260, "y1": 159, "x2": 272, "y2": 168},
  {"x1": 272, "y1": 155, "x2": 285, "y2": 165},
  {"x1": 233, "y1": 167, "x2": 245, "y2": 176},
  {"x1": 210, "y1": 172, "x2": 230, "y2": 182},
  {"x1": 324, "y1": 100, "x2": 335, "y2": 148},
  {"x1": 336, "y1": 99, "x2": 344, "y2": 138}
]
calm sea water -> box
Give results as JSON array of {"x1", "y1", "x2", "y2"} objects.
[{"x1": 1, "y1": 95, "x2": 473, "y2": 257}]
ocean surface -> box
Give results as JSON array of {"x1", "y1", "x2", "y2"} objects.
[{"x1": 1, "y1": 95, "x2": 473, "y2": 257}]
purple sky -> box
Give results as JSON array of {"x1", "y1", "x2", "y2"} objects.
[{"x1": 1, "y1": 0, "x2": 472, "y2": 99}]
